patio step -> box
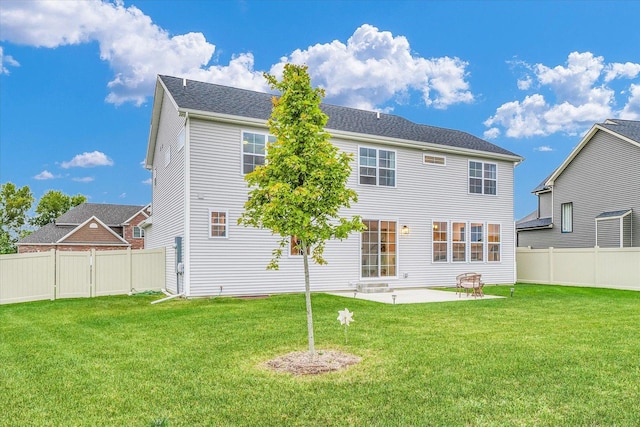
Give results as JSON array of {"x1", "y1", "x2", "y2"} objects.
[{"x1": 356, "y1": 282, "x2": 394, "y2": 293}]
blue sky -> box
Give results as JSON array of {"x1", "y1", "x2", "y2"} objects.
[{"x1": 1, "y1": 0, "x2": 639, "y2": 219}]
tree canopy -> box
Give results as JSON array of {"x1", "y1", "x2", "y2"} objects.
[
  {"x1": 0, "y1": 182, "x2": 34, "y2": 254},
  {"x1": 239, "y1": 64, "x2": 364, "y2": 355},
  {"x1": 31, "y1": 190, "x2": 87, "y2": 227}
]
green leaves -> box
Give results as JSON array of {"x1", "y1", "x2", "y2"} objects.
[{"x1": 240, "y1": 64, "x2": 364, "y2": 268}]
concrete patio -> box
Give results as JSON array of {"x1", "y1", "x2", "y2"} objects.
[{"x1": 328, "y1": 287, "x2": 504, "y2": 304}]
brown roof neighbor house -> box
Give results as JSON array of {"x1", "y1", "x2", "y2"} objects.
[{"x1": 17, "y1": 203, "x2": 150, "y2": 253}]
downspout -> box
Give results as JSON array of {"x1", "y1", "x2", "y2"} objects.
[
  {"x1": 151, "y1": 289, "x2": 184, "y2": 304},
  {"x1": 183, "y1": 111, "x2": 191, "y2": 297}
]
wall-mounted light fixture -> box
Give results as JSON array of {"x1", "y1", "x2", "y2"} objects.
[{"x1": 401, "y1": 225, "x2": 409, "y2": 235}]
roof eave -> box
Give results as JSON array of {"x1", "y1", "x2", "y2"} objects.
[{"x1": 183, "y1": 109, "x2": 524, "y2": 163}]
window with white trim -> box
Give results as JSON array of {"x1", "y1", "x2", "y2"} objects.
[
  {"x1": 488, "y1": 224, "x2": 501, "y2": 262},
  {"x1": 133, "y1": 226, "x2": 144, "y2": 239},
  {"x1": 209, "y1": 210, "x2": 228, "y2": 238},
  {"x1": 424, "y1": 154, "x2": 446, "y2": 165},
  {"x1": 470, "y1": 223, "x2": 484, "y2": 262},
  {"x1": 469, "y1": 161, "x2": 497, "y2": 195},
  {"x1": 561, "y1": 202, "x2": 573, "y2": 233},
  {"x1": 361, "y1": 220, "x2": 397, "y2": 278},
  {"x1": 164, "y1": 146, "x2": 171, "y2": 166},
  {"x1": 289, "y1": 236, "x2": 310, "y2": 256},
  {"x1": 432, "y1": 221, "x2": 448, "y2": 262},
  {"x1": 452, "y1": 222, "x2": 466, "y2": 262},
  {"x1": 177, "y1": 127, "x2": 185, "y2": 151},
  {"x1": 242, "y1": 132, "x2": 275, "y2": 174},
  {"x1": 359, "y1": 147, "x2": 396, "y2": 186}
]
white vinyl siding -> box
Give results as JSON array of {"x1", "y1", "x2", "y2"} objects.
[{"x1": 177, "y1": 119, "x2": 518, "y2": 296}]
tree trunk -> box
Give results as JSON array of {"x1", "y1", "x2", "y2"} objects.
[{"x1": 301, "y1": 241, "x2": 315, "y2": 356}]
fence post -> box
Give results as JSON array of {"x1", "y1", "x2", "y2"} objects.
[
  {"x1": 49, "y1": 249, "x2": 56, "y2": 300},
  {"x1": 90, "y1": 249, "x2": 96, "y2": 298},
  {"x1": 127, "y1": 247, "x2": 133, "y2": 293},
  {"x1": 594, "y1": 245, "x2": 600, "y2": 287},
  {"x1": 548, "y1": 247, "x2": 554, "y2": 285}
]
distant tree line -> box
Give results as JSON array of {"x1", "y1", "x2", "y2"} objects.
[{"x1": 0, "y1": 182, "x2": 86, "y2": 254}]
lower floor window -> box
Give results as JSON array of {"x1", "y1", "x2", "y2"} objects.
[
  {"x1": 432, "y1": 221, "x2": 501, "y2": 263},
  {"x1": 361, "y1": 220, "x2": 397, "y2": 278},
  {"x1": 209, "y1": 210, "x2": 228, "y2": 238}
]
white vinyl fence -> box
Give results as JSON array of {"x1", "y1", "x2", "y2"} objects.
[
  {"x1": 0, "y1": 247, "x2": 165, "y2": 305},
  {"x1": 517, "y1": 246, "x2": 640, "y2": 290}
]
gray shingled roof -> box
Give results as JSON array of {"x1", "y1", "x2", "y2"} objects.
[
  {"x1": 600, "y1": 119, "x2": 640, "y2": 143},
  {"x1": 159, "y1": 75, "x2": 520, "y2": 158},
  {"x1": 18, "y1": 223, "x2": 76, "y2": 244},
  {"x1": 515, "y1": 217, "x2": 552, "y2": 230},
  {"x1": 18, "y1": 203, "x2": 145, "y2": 245},
  {"x1": 595, "y1": 209, "x2": 632, "y2": 219},
  {"x1": 55, "y1": 203, "x2": 145, "y2": 226}
]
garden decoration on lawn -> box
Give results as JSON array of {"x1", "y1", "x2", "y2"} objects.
[{"x1": 337, "y1": 308, "x2": 354, "y2": 343}]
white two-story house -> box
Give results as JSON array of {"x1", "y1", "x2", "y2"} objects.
[{"x1": 143, "y1": 75, "x2": 523, "y2": 297}]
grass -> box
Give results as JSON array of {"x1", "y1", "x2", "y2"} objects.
[{"x1": 1, "y1": 284, "x2": 639, "y2": 426}]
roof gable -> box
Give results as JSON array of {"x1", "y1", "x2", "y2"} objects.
[
  {"x1": 147, "y1": 75, "x2": 522, "y2": 166},
  {"x1": 56, "y1": 203, "x2": 148, "y2": 226},
  {"x1": 58, "y1": 215, "x2": 128, "y2": 245},
  {"x1": 541, "y1": 119, "x2": 640, "y2": 189}
]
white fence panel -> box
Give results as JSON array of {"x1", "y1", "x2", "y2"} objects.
[
  {"x1": 0, "y1": 247, "x2": 166, "y2": 305},
  {"x1": 94, "y1": 249, "x2": 132, "y2": 296},
  {"x1": 131, "y1": 247, "x2": 166, "y2": 291},
  {"x1": 56, "y1": 251, "x2": 92, "y2": 299},
  {"x1": 0, "y1": 250, "x2": 55, "y2": 304},
  {"x1": 517, "y1": 247, "x2": 640, "y2": 290}
]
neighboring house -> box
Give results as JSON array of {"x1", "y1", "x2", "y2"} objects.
[
  {"x1": 17, "y1": 203, "x2": 150, "y2": 253},
  {"x1": 517, "y1": 119, "x2": 640, "y2": 248},
  {"x1": 144, "y1": 75, "x2": 523, "y2": 297}
]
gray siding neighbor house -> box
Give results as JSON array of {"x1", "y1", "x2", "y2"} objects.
[
  {"x1": 144, "y1": 75, "x2": 523, "y2": 297},
  {"x1": 517, "y1": 119, "x2": 640, "y2": 248}
]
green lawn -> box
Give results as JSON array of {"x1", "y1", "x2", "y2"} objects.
[{"x1": 1, "y1": 284, "x2": 639, "y2": 426}]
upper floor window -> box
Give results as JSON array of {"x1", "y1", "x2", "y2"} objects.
[
  {"x1": 177, "y1": 127, "x2": 185, "y2": 151},
  {"x1": 164, "y1": 146, "x2": 171, "y2": 167},
  {"x1": 242, "y1": 132, "x2": 275, "y2": 174},
  {"x1": 561, "y1": 202, "x2": 573, "y2": 233},
  {"x1": 469, "y1": 161, "x2": 497, "y2": 195},
  {"x1": 209, "y1": 210, "x2": 228, "y2": 238},
  {"x1": 359, "y1": 147, "x2": 396, "y2": 187},
  {"x1": 289, "y1": 236, "x2": 310, "y2": 256},
  {"x1": 133, "y1": 226, "x2": 144, "y2": 239},
  {"x1": 424, "y1": 154, "x2": 446, "y2": 166}
]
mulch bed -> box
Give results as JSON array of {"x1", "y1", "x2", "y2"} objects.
[{"x1": 264, "y1": 350, "x2": 361, "y2": 375}]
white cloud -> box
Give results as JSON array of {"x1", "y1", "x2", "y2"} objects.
[
  {"x1": 0, "y1": 46, "x2": 20, "y2": 74},
  {"x1": 61, "y1": 151, "x2": 114, "y2": 168},
  {"x1": 483, "y1": 127, "x2": 501, "y2": 140},
  {"x1": 0, "y1": 3, "x2": 473, "y2": 110},
  {"x1": 620, "y1": 84, "x2": 640, "y2": 120},
  {"x1": 72, "y1": 176, "x2": 94, "y2": 182},
  {"x1": 486, "y1": 52, "x2": 640, "y2": 138},
  {"x1": 119, "y1": 192, "x2": 126, "y2": 198},
  {"x1": 274, "y1": 24, "x2": 473, "y2": 110},
  {"x1": 535, "y1": 146, "x2": 554, "y2": 152},
  {"x1": 34, "y1": 170, "x2": 55, "y2": 180},
  {"x1": 142, "y1": 177, "x2": 152, "y2": 185},
  {"x1": 517, "y1": 75, "x2": 532, "y2": 90}
]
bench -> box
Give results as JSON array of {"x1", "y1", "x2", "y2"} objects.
[{"x1": 456, "y1": 273, "x2": 484, "y2": 298}]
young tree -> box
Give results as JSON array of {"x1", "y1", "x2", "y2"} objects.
[
  {"x1": 0, "y1": 182, "x2": 34, "y2": 254},
  {"x1": 31, "y1": 190, "x2": 87, "y2": 227},
  {"x1": 239, "y1": 64, "x2": 364, "y2": 356}
]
